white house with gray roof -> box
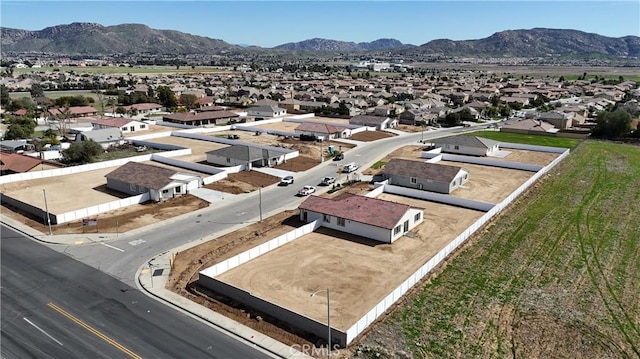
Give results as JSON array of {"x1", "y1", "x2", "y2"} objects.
[
  {"x1": 383, "y1": 158, "x2": 469, "y2": 194},
  {"x1": 432, "y1": 136, "x2": 500, "y2": 157},
  {"x1": 76, "y1": 128, "x2": 125, "y2": 150},
  {"x1": 246, "y1": 105, "x2": 287, "y2": 118},
  {"x1": 205, "y1": 144, "x2": 290, "y2": 168}
]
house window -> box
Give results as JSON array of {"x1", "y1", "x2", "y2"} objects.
[
  {"x1": 140, "y1": 124, "x2": 146, "y2": 129},
  {"x1": 162, "y1": 189, "x2": 169, "y2": 194},
  {"x1": 323, "y1": 214, "x2": 331, "y2": 223},
  {"x1": 129, "y1": 183, "x2": 137, "y2": 192},
  {"x1": 122, "y1": 127, "x2": 127, "y2": 131},
  {"x1": 410, "y1": 177, "x2": 417, "y2": 184},
  {"x1": 130, "y1": 126, "x2": 135, "y2": 132},
  {"x1": 414, "y1": 213, "x2": 421, "y2": 222},
  {"x1": 175, "y1": 186, "x2": 182, "y2": 193},
  {"x1": 454, "y1": 145, "x2": 460, "y2": 150},
  {"x1": 394, "y1": 225, "x2": 401, "y2": 235},
  {"x1": 337, "y1": 217, "x2": 345, "y2": 227}
]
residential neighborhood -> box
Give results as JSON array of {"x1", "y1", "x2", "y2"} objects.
[{"x1": 1, "y1": 28, "x2": 639, "y2": 359}]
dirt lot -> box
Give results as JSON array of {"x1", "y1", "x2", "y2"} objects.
[
  {"x1": 203, "y1": 171, "x2": 281, "y2": 194},
  {"x1": 1, "y1": 167, "x2": 125, "y2": 213},
  {"x1": 1, "y1": 194, "x2": 209, "y2": 235},
  {"x1": 144, "y1": 135, "x2": 228, "y2": 162},
  {"x1": 215, "y1": 204, "x2": 484, "y2": 330},
  {"x1": 445, "y1": 163, "x2": 534, "y2": 203},
  {"x1": 349, "y1": 131, "x2": 396, "y2": 142}
]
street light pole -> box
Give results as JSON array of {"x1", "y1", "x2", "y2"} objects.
[
  {"x1": 311, "y1": 288, "x2": 331, "y2": 357},
  {"x1": 42, "y1": 189, "x2": 53, "y2": 235},
  {"x1": 259, "y1": 186, "x2": 263, "y2": 222}
]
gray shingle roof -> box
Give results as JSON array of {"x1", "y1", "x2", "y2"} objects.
[
  {"x1": 384, "y1": 158, "x2": 464, "y2": 183},
  {"x1": 105, "y1": 162, "x2": 176, "y2": 190},
  {"x1": 206, "y1": 145, "x2": 287, "y2": 161},
  {"x1": 433, "y1": 135, "x2": 499, "y2": 149}
]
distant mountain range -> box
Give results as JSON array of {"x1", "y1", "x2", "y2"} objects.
[
  {"x1": 273, "y1": 38, "x2": 412, "y2": 51},
  {"x1": 0, "y1": 23, "x2": 240, "y2": 55},
  {"x1": 1, "y1": 23, "x2": 638, "y2": 58},
  {"x1": 400, "y1": 28, "x2": 640, "y2": 58}
]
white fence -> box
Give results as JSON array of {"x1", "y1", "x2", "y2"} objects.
[
  {"x1": 343, "y1": 147, "x2": 570, "y2": 346},
  {"x1": 383, "y1": 184, "x2": 495, "y2": 212},
  {"x1": 54, "y1": 193, "x2": 150, "y2": 225},
  {"x1": 201, "y1": 220, "x2": 321, "y2": 278}
]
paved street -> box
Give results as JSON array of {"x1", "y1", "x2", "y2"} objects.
[{"x1": 0, "y1": 225, "x2": 273, "y2": 359}]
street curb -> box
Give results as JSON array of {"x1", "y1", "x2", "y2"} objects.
[{"x1": 134, "y1": 259, "x2": 306, "y2": 359}]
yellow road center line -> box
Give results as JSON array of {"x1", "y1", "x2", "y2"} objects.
[{"x1": 47, "y1": 302, "x2": 142, "y2": 359}]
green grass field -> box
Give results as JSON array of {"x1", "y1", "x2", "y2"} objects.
[
  {"x1": 468, "y1": 130, "x2": 583, "y2": 149},
  {"x1": 361, "y1": 141, "x2": 640, "y2": 358}
]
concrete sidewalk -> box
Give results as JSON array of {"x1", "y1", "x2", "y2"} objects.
[{"x1": 0, "y1": 216, "x2": 311, "y2": 359}]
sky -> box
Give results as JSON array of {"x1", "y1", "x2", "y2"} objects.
[{"x1": 1, "y1": 1, "x2": 639, "y2": 48}]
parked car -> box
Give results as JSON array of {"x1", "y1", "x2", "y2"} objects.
[
  {"x1": 333, "y1": 153, "x2": 344, "y2": 161},
  {"x1": 297, "y1": 185, "x2": 316, "y2": 196},
  {"x1": 320, "y1": 176, "x2": 336, "y2": 186},
  {"x1": 279, "y1": 175, "x2": 294, "y2": 186},
  {"x1": 341, "y1": 162, "x2": 359, "y2": 173}
]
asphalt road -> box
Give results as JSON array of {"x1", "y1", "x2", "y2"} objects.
[
  {"x1": 0, "y1": 224, "x2": 272, "y2": 359},
  {"x1": 60, "y1": 126, "x2": 487, "y2": 284}
]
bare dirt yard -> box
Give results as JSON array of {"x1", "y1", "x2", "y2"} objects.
[
  {"x1": 124, "y1": 124, "x2": 178, "y2": 138},
  {"x1": 1, "y1": 194, "x2": 209, "y2": 235},
  {"x1": 166, "y1": 183, "x2": 484, "y2": 352},
  {"x1": 144, "y1": 135, "x2": 228, "y2": 162},
  {"x1": 349, "y1": 131, "x2": 396, "y2": 142},
  {"x1": 215, "y1": 205, "x2": 484, "y2": 331},
  {"x1": 203, "y1": 171, "x2": 281, "y2": 194}
]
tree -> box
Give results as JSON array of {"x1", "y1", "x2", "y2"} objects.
[
  {"x1": 30, "y1": 83, "x2": 45, "y2": 98},
  {"x1": 156, "y1": 86, "x2": 177, "y2": 108},
  {"x1": 592, "y1": 110, "x2": 632, "y2": 139},
  {"x1": 62, "y1": 140, "x2": 103, "y2": 165},
  {"x1": 4, "y1": 116, "x2": 36, "y2": 140},
  {"x1": 180, "y1": 94, "x2": 198, "y2": 110},
  {"x1": 1, "y1": 84, "x2": 10, "y2": 108}
]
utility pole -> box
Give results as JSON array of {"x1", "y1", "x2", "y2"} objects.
[
  {"x1": 259, "y1": 186, "x2": 263, "y2": 222},
  {"x1": 42, "y1": 189, "x2": 53, "y2": 235}
]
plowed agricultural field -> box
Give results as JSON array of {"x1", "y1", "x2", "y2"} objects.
[{"x1": 356, "y1": 141, "x2": 640, "y2": 359}]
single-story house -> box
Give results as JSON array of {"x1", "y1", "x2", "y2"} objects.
[
  {"x1": 163, "y1": 111, "x2": 240, "y2": 126},
  {"x1": 433, "y1": 136, "x2": 500, "y2": 157},
  {"x1": 294, "y1": 122, "x2": 352, "y2": 140},
  {"x1": 383, "y1": 158, "x2": 469, "y2": 194},
  {"x1": 206, "y1": 145, "x2": 289, "y2": 168},
  {"x1": 246, "y1": 105, "x2": 287, "y2": 118},
  {"x1": 537, "y1": 111, "x2": 574, "y2": 129},
  {"x1": 500, "y1": 118, "x2": 559, "y2": 135},
  {"x1": 398, "y1": 109, "x2": 438, "y2": 126},
  {"x1": 121, "y1": 103, "x2": 164, "y2": 115},
  {"x1": 298, "y1": 193, "x2": 424, "y2": 243},
  {"x1": 348, "y1": 115, "x2": 398, "y2": 130},
  {"x1": 104, "y1": 162, "x2": 201, "y2": 202},
  {"x1": 0, "y1": 152, "x2": 64, "y2": 175},
  {"x1": 76, "y1": 128, "x2": 125, "y2": 150},
  {"x1": 91, "y1": 117, "x2": 148, "y2": 134},
  {"x1": 0, "y1": 140, "x2": 35, "y2": 153},
  {"x1": 48, "y1": 106, "x2": 98, "y2": 119}
]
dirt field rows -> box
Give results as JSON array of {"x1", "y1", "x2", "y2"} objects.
[{"x1": 356, "y1": 141, "x2": 640, "y2": 358}]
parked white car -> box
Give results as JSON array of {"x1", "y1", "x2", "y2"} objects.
[{"x1": 297, "y1": 185, "x2": 316, "y2": 196}]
